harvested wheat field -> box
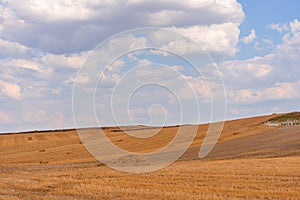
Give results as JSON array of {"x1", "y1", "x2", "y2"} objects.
[{"x1": 0, "y1": 114, "x2": 300, "y2": 199}]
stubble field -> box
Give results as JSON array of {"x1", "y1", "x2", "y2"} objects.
[{"x1": 0, "y1": 114, "x2": 299, "y2": 199}]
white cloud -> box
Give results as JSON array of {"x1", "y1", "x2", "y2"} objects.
[
  {"x1": 0, "y1": 0, "x2": 244, "y2": 54},
  {"x1": 254, "y1": 38, "x2": 274, "y2": 51},
  {"x1": 41, "y1": 52, "x2": 88, "y2": 69},
  {"x1": 173, "y1": 23, "x2": 240, "y2": 56},
  {"x1": 222, "y1": 19, "x2": 300, "y2": 86},
  {"x1": 229, "y1": 81, "x2": 300, "y2": 104},
  {"x1": 138, "y1": 59, "x2": 151, "y2": 66},
  {"x1": 269, "y1": 23, "x2": 289, "y2": 33},
  {"x1": 0, "y1": 80, "x2": 22, "y2": 99},
  {"x1": 108, "y1": 59, "x2": 125, "y2": 71},
  {"x1": 2, "y1": 0, "x2": 100, "y2": 22},
  {"x1": 241, "y1": 28, "x2": 256, "y2": 44},
  {"x1": 0, "y1": 58, "x2": 54, "y2": 78},
  {"x1": 64, "y1": 75, "x2": 90, "y2": 85},
  {"x1": 128, "y1": 0, "x2": 244, "y2": 24},
  {"x1": 220, "y1": 19, "x2": 300, "y2": 115},
  {"x1": 221, "y1": 57, "x2": 272, "y2": 83},
  {"x1": 0, "y1": 38, "x2": 31, "y2": 58},
  {"x1": 0, "y1": 3, "x2": 25, "y2": 31},
  {"x1": 149, "y1": 10, "x2": 185, "y2": 26},
  {"x1": 289, "y1": 19, "x2": 300, "y2": 34},
  {"x1": 181, "y1": 75, "x2": 211, "y2": 101},
  {"x1": 269, "y1": 19, "x2": 300, "y2": 35},
  {"x1": 0, "y1": 46, "x2": 90, "y2": 100}
]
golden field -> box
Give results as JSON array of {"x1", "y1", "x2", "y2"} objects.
[{"x1": 0, "y1": 114, "x2": 299, "y2": 199}]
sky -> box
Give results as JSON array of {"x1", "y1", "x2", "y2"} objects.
[{"x1": 0, "y1": 0, "x2": 299, "y2": 133}]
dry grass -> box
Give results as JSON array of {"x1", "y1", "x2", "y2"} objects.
[
  {"x1": 0, "y1": 114, "x2": 299, "y2": 199},
  {"x1": 0, "y1": 158, "x2": 299, "y2": 199}
]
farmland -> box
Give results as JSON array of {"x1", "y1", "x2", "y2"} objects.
[{"x1": 0, "y1": 114, "x2": 299, "y2": 199}]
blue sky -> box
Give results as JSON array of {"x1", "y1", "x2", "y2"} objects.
[
  {"x1": 0, "y1": 0, "x2": 299, "y2": 133},
  {"x1": 237, "y1": 0, "x2": 300, "y2": 59}
]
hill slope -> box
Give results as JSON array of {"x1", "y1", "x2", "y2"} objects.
[
  {"x1": 0, "y1": 114, "x2": 299, "y2": 199},
  {"x1": 0, "y1": 114, "x2": 299, "y2": 165}
]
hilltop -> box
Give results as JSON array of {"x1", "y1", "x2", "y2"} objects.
[
  {"x1": 263, "y1": 112, "x2": 300, "y2": 126},
  {"x1": 266, "y1": 112, "x2": 300, "y2": 122}
]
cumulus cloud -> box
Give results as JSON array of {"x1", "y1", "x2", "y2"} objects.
[
  {"x1": 290, "y1": 19, "x2": 300, "y2": 34},
  {"x1": 7, "y1": 0, "x2": 97, "y2": 22},
  {"x1": 220, "y1": 57, "x2": 273, "y2": 86},
  {"x1": 41, "y1": 52, "x2": 88, "y2": 69},
  {"x1": 0, "y1": 58, "x2": 53, "y2": 77},
  {"x1": 173, "y1": 23, "x2": 240, "y2": 56},
  {"x1": 0, "y1": 0, "x2": 244, "y2": 54},
  {"x1": 220, "y1": 19, "x2": 300, "y2": 112},
  {"x1": 223, "y1": 19, "x2": 300, "y2": 84},
  {"x1": 241, "y1": 28, "x2": 256, "y2": 44},
  {"x1": 269, "y1": 20, "x2": 300, "y2": 35},
  {"x1": 254, "y1": 38, "x2": 274, "y2": 51},
  {"x1": 0, "y1": 39, "x2": 32, "y2": 58},
  {"x1": 269, "y1": 23, "x2": 289, "y2": 33}
]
